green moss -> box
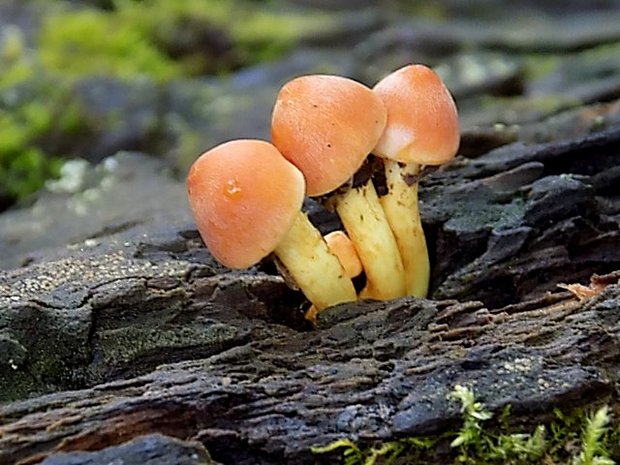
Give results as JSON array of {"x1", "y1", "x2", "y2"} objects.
[
  {"x1": 0, "y1": 0, "x2": 337, "y2": 203},
  {"x1": 230, "y1": 7, "x2": 335, "y2": 63},
  {"x1": 0, "y1": 102, "x2": 62, "y2": 201},
  {"x1": 39, "y1": 7, "x2": 181, "y2": 82},
  {"x1": 0, "y1": 27, "x2": 62, "y2": 201},
  {"x1": 0, "y1": 147, "x2": 60, "y2": 202},
  {"x1": 37, "y1": 0, "x2": 335, "y2": 81},
  {"x1": 0, "y1": 26, "x2": 35, "y2": 88},
  {"x1": 312, "y1": 385, "x2": 619, "y2": 465},
  {"x1": 117, "y1": 0, "x2": 334, "y2": 64},
  {"x1": 0, "y1": 71, "x2": 94, "y2": 202}
]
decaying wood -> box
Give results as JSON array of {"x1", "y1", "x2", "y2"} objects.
[
  {"x1": 1, "y1": 115, "x2": 619, "y2": 464},
  {"x1": 1, "y1": 279, "x2": 619, "y2": 465}
]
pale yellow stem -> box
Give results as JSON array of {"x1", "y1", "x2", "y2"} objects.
[
  {"x1": 379, "y1": 160, "x2": 429, "y2": 297},
  {"x1": 336, "y1": 182, "x2": 406, "y2": 300},
  {"x1": 275, "y1": 212, "x2": 357, "y2": 311}
]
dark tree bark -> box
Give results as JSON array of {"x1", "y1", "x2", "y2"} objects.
[{"x1": 1, "y1": 275, "x2": 619, "y2": 465}]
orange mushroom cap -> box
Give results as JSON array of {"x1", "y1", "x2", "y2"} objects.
[
  {"x1": 271, "y1": 74, "x2": 387, "y2": 196},
  {"x1": 373, "y1": 64, "x2": 460, "y2": 165},
  {"x1": 187, "y1": 139, "x2": 305, "y2": 269}
]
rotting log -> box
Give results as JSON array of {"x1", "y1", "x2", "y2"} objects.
[
  {"x1": 0, "y1": 116, "x2": 619, "y2": 464},
  {"x1": 0, "y1": 275, "x2": 619, "y2": 465},
  {"x1": 1, "y1": 119, "x2": 618, "y2": 405}
]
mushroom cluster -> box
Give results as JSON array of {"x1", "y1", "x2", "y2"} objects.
[{"x1": 187, "y1": 64, "x2": 460, "y2": 320}]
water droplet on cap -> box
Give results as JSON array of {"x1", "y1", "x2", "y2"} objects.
[{"x1": 224, "y1": 178, "x2": 242, "y2": 198}]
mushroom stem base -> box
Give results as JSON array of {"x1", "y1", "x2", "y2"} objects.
[{"x1": 275, "y1": 212, "x2": 357, "y2": 311}]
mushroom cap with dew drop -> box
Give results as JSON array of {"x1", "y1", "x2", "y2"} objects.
[
  {"x1": 187, "y1": 139, "x2": 305, "y2": 269},
  {"x1": 271, "y1": 74, "x2": 387, "y2": 196},
  {"x1": 373, "y1": 64, "x2": 460, "y2": 166}
]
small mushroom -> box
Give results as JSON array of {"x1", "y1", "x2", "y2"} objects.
[
  {"x1": 187, "y1": 139, "x2": 357, "y2": 311},
  {"x1": 271, "y1": 74, "x2": 406, "y2": 300},
  {"x1": 324, "y1": 230, "x2": 363, "y2": 279},
  {"x1": 305, "y1": 230, "x2": 363, "y2": 324},
  {"x1": 373, "y1": 64, "x2": 460, "y2": 297}
]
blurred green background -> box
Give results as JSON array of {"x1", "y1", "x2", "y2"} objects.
[
  {"x1": 1, "y1": 0, "x2": 619, "y2": 212},
  {"x1": 0, "y1": 0, "x2": 350, "y2": 208}
]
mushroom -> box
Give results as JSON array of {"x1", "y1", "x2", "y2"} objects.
[
  {"x1": 324, "y1": 230, "x2": 363, "y2": 279},
  {"x1": 373, "y1": 64, "x2": 460, "y2": 297},
  {"x1": 187, "y1": 139, "x2": 357, "y2": 311},
  {"x1": 271, "y1": 74, "x2": 406, "y2": 300},
  {"x1": 305, "y1": 229, "x2": 363, "y2": 324}
]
